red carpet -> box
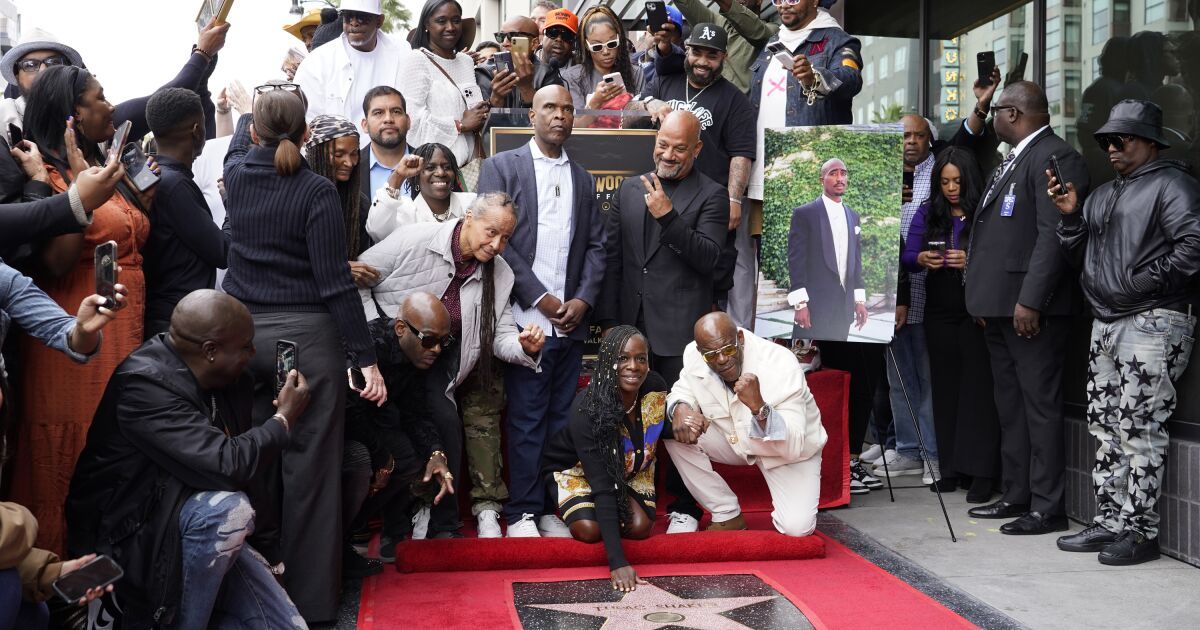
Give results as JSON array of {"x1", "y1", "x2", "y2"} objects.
[{"x1": 361, "y1": 530, "x2": 972, "y2": 629}]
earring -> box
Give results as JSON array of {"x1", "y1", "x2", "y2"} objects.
[
  {"x1": 208, "y1": 355, "x2": 215, "y2": 363},
  {"x1": 612, "y1": 363, "x2": 619, "y2": 370}
]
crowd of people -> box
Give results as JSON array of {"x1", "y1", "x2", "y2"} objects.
[{"x1": 0, "y1": 0, "x2": 1197, "y2": 628}]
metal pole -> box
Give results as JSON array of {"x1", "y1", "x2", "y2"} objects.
[
  {"x1": 1033, "y1": 0, "x2": 1047, "y2": 87},
  {"x1": 918, "y1": 0, "x2": 931, "y2": 118}
]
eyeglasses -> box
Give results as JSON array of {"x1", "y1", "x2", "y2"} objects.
[
  {"x1": 771, "y1": 0, "x2": 806, "y2": 6},
  {"x1": 700, "y1": 342, "x2": 740, "y2": 364},
  {"x1": 341, "y1": 10, "x2": 377, "y2": 24},
  {"x1": 1096, "y1": 133, "x2": 1137, "y2": 152},
  {"x1": 254, "y1": 83, "x2": 302, "y2": 96},
  {"x1": 989, "y1": 104, "x2": 1021, "y2": 116},
  {"x1": 403, "y1": 320, "x2": 455, "y2": 350},
  {"x1": 587, "y1": 37, "x2": 622, "y2": 53},
  {"x1": 16, "y1": 56, "x2": 68, "y2": 74},
  {"x1": 494, "y1": 31, "x2": 537, "y2": 41},
  {"x1": 543, "y1": 27, "x2": 576, "y2": 43}
]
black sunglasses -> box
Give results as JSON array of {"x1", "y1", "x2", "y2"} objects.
[
  {"x1": 341, "y1": 10, "x2": 377, "y2": 24},
  {"x1": 403, "y1": 320, "x2": 455, "y2": 349},
  {"x1": 494, "y1": 31, "x2": 536, "y2": 41},
  {"x1": 1096, "y1": 133, "x2": 1137, "y2": 152},
  {"x1": 16, "y1": 56, "x2": 68, "y2": 74},
  {"x1": 543, "y1": 26, "x2": 576, "y2": 42}
]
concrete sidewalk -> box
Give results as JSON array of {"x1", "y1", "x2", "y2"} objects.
[{"x1": 826, "y1": 484, "x2": 1200, "y2": 629}]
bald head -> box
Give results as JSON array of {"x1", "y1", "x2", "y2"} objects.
[
  {"x1": 653, "y1": 111, "x2": 704, "y2": 180},
  {"x1": 695, "y1": 312, "x2": 738, "y2": 343},
  {"x1": 992, "y1": 80, "x2": 1050, "y2": 144},
  {"x1": 501, "y1": 15, "x2": 538, "y2": 36},
  {"x1": 400, "y1": 291, "x2": 450, "y2": 331},
  {"x1": 395, "y1": 291, "x2": 452, "y2": 368},
  {"x1": 1004, "y1": 81, "x2": 1050, "y2": 116},
  {"x1": 169, "y1": 290, "x2": 252, "y2": 345}
]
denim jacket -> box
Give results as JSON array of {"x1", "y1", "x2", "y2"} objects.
[
  {"x1": 749, "y1": 27, "x2": 862, "y2": 126},
  {"x1": 0, "y1": 259, "x2": 92, "y2": 379}
]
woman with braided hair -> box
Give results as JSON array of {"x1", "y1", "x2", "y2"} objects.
[
  {"x1": 540, "y1": 325, "x2": 672, "y2": 592},
  {"x1": 304, "y1": 114, "x2": 380, "y2": 288}
]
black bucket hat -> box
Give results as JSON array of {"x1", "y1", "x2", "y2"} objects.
[{"x1": 1095, "y1": 99, "x2": 1172, "y2": 148}]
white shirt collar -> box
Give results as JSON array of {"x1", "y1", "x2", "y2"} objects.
[
  {"x1": 1010, "y1": 125, "x2": 1050, "y2": 159},
  {"x1": 822, "y1": 194, "x2": 844, "y2": 211},
  {"x1": 528, "y1": 139, "x2": 568, "y2": 165}
]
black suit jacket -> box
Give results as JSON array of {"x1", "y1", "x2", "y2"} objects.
[
  {"x1": 475, "y1": 143, "x2": 607, "y2": 341},
  {"x1": 598, "y1": 168, "x2": 729, "y2": 355},
  {"x1": 359, "y1": 146, "x2": 372, "y2": 200},
  {"x1": 964, "y1": 128, "x2": 1090, "y2": 318},
  {"x1": 787, "y1": 197, "x2": 865, "y2": 341}
]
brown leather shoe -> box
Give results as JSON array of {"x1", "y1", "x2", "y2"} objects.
[{"x1": 706, "y1": 514, "x2": 748, "y2": 531}]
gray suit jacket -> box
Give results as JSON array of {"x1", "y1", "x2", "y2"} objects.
[{"x1": 475, "y1": 143, "x2": 607, "y2": 341}]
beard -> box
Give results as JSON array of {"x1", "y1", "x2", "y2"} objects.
[
  {"x1": 369, "y1": 129, "x2": 404, "y2": 149},
  {"x1": 685, "y1": 59, "x2": 723, "y2": 87},
  {"x1": 654, "y1": 159, "x2": 687, "y2": 180}
]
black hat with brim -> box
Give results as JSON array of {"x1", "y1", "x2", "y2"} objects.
[{"x1": 1095, "y1": 99, "x2": 1172, "y2": 148}]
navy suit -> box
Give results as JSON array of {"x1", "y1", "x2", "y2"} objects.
[
  {"x1": 476, "y1": 143, "x2": 606, "y2": 523},
  {"x1": 787, "y1": 197, "x2": 865, "y2": 341}
]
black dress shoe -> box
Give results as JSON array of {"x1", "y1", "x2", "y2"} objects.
[
  {"x1": 1057, "y1": 524, "x2": 1119, "y2": 552},
  {"x1": 1000, "y1": 511, "x2": 1069, "y2": 535},
  {"x1": 929, "y1": 477, "x2": 958, "y2": 492},
  {"x1": 343, "y1": 544, "x2": 384, "y2": 578},
  {"x1": 968, "y1": 500, "x2": 1029, "y2": 519},
  {"x1": 1099, "y1": 531, "x2": 1160, "y2": 566}
]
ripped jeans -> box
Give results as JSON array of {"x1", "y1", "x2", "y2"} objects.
[{"x1": 177, "y1": 491, "x2": 306, "y2": 630}]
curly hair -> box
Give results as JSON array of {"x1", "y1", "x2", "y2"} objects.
[
  {"x1": 146, "y1": 87, "x2": 203, "y2": 139},
  {"x1": 581, "y1": 325, "x2": 648, "y2": 527},
  {"x1": 578, "y1": 6, "x2": 636, "y2": 90},
  {"x1": 308, "y1": 135, "x2": 366, "y2": 258}
]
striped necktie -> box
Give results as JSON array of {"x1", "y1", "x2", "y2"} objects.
[{"x1": 983, "y1": 150, "x2": 1017, "y2": 206}]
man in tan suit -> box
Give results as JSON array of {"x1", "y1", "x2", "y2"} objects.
[{"x1": 664, "y1": 312, "x2": 826, "y2": 535}]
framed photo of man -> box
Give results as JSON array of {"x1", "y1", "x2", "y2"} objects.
[{"x1": 758, "y1": 124, "x2": 904, "y2": 344}]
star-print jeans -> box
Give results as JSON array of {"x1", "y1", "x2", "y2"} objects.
[{"x1": 1086, "y1": 308, "x2": 1195, "y2": 539}]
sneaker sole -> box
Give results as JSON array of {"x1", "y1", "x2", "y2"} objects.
[
  {"x1": 1098, "y1": 551, "x2": 1159, "y2": 566},
  {"x1": 875, "y1": 468, "x2": 923, "y2": 477},
  {"x1": 850, "y1": 487, "x2": 870, "y2": 495}
]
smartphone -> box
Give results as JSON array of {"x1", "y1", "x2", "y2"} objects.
[
  {"x1": 275, "y1": 340, "x2": 298, "y2": 396},
  {"x1": 976, "y1": 51, "x2": 996, "y2": 87},
  {"x1": 1011, "y1": 52, "x2": 1029, "y2": 82},
  {"x1": 94, "y1": 240, "x2": 117, "y2": 310},
  {"x1": 121, "y1": 143, "x2": 159, "y2": 192},
  {"x1": 8, "y1": 123, "x2": 22, "y2": 147},
  {"x1": 53, "y1": 555, "x2": 123, "y2": 603},
  {"x1": 927, "y1": 240, "x2": 947, "y2": 254},
  {"x1": 767, "y1": 41, "x2": 795, "y2": 70},
  {"x1": 348, "y1": 366, "x2": 366, "y2": 392},
  {"x1": 645, "y1": 0, "x2": 668, "y2": 33},
  {"x1": 512, "y1": 36, "x2": 530, "y2": 55},
  {"x1": 108, "y1": 120, "x2": 132, "y2": 166},
  {"x1": 493, "y1": 51, "x2": 513, "y2": 74},
  {"x1": 902, "y1": 171, "x2": 914, "y2": 189},
  {"x1": 602, "y1": 71, "x2": 626, "y2": 90},
  {"x1": 1049, "y1": 154, "x2": 1069, "y2": 196}
]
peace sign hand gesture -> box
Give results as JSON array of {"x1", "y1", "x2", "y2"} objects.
[{"x1": 640, "y1": 174, "x2": 673, "y2": 219}]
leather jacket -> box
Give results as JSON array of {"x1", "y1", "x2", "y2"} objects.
[{"x1": 1058, "y1": 159, "x2": 1200, "y2": 321}]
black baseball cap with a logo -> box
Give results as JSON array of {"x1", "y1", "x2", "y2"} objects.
[{"x1": 684, "y1": 23, "x2": 727, "y2": 53}]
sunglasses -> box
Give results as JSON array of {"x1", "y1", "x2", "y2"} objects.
[
  {"x1": 587, "y1": 37, "x2": 622, "y2": 53},
  {"x1": 543, "y1": 26, "x2": 576, "y2": 43},
  {"x1": 1096, "y1": 133, "x2": 1137, "y2": 152},
  {"x1": 254, "y1": 83, "x2": 302, "y2": 96},
  {"x1": 403, "y1": 320, "x2": 455, "y2": 350},
  {"x1": 341, "y1": 10, "x2": 377, "y2": 24},
  {"x1": 16, "y1": 55, "x2": 68, "y2": 74},
  {"x1": 701, "y1": 342, "x2": 740, "y2": 364},
  {"x1": 494, "y1": 30, "x2": 536, "y2": 41},
  {"x1": 771, "y1": 0, "x2": 808, "y2": 5}
]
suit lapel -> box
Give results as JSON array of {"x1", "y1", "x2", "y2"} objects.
[
  {"x1": 816, "y1": 202, "x2": 838, "y2": 276},
  {"x1": 843, "y1": 204, "x2": 857, "y2": 282},
  {"x1": 983, "y1": 128, "x2": 1051, "y2": 209},
  {"x1": 632, "y1": 175, "x2": 650, "y2": 264},
  {"x1": 518, "y1": 147, "x2": 540, "y2": 245},
  {"x1": 647, "y1": 171, "x2": 703, "y2": 261}
]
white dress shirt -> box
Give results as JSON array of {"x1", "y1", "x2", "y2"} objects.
[
  {"x1": 788, "y1": 195, "x2": 866, "y2": 305},
  {"x1": 513, "y1": 140, "x2": 575, "y2": 336}
]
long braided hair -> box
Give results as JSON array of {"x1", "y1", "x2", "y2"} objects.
[
  {"x1": 309, "y1": 137, "x2": 366, "y2": 258},
  {"x1": 406, "y1": 142, "x2": 464, "y2": 200},
  {"x1": 581, "y1": 325, "x2": 647, "y2": 527},
  {"x1": 467, "y1": 192, "x2": 515, "y2": 389}
]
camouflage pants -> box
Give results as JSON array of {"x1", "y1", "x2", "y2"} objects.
[
  {"x1": 1086, "y1": 310, "x2": 1195, "y2": 539},
  {"x1": 461, "y1": 361, "x2": 509, "y2": 516}
]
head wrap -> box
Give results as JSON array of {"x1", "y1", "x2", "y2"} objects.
[{"x1": 305, "y1": 114, "x2": 359, "y2": 151}]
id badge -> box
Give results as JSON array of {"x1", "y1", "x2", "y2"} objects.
[{"x1": 1000, "y1": 183, "x2": 1016, "y2": 217}]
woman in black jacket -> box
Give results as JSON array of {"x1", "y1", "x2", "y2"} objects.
[
  {"x1": 221, "y1": 86, "x2": 386, "y2": 624},
  {"x1": 541, "y1": 325, "x2": 671, "y2": 593}
]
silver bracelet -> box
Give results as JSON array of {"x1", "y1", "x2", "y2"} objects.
[
  {"x1": 67, "y1": 184, "x2": 89, "y2": 225},
  {"x1": 272, "y1": 413, "x2": 289, "y2": 432}
]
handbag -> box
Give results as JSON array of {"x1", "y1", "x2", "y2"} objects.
[{"x1": 420, "y1": 49, "x2": 485, "y2": 191}]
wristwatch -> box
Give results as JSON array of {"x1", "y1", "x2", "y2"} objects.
[{"x1": 754, "y1": 404, "x2": 771, "y2": 423}]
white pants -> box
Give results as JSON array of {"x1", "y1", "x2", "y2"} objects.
[{"x1": 664, "y1": 431, "x2": 821, "y2": 537}]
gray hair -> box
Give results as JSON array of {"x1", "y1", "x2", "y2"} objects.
[{"x1": 468, "y1": 191, "x2": 519, "y2": 220}]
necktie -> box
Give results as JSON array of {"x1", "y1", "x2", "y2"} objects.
[{"x1": 983, "y1": 150, "x2": 1016, "y2": 206}]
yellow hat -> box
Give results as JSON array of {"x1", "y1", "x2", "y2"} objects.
[{"x1": 283, "y1": 9, "x2": 323, "y2": 42}]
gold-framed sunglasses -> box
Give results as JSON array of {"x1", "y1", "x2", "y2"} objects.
[{"x1": 701, "y1": 342, "x2": 740, "y2": 364}]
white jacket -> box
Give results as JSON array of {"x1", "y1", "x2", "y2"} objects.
[
  {"x1": 668, "y1": 329, "x2": 827, "y2": 469},
  {"x1": 365, "y1": 190, "x2": 475, "y2": 243},
  {"x1": 358, "y1": 219, "x2": 539, "y2": 399},
  {"x1": 293, "y1": 32, "x2": 412, "y2": 144}
]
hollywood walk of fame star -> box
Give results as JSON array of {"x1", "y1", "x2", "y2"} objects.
[{"x1": 526, "y1": 582, "x2": 779, "y2": 630}]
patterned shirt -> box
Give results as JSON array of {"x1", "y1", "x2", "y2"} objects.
[
  {"x1": 901, "y1": 153, "x2": 935, "y2": 324},
  {"x1": 441, "y1": 221, "x2": 479, "y2": 338}
]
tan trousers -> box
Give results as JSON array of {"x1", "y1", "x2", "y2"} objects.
[{"x1": 664, "y1": 431, "x2": 821, "y2": 537}]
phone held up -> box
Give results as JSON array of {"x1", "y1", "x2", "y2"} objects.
[
  {"x1": 645, "y1": 0, "x2": 668, "y2": 33},
  {"x1": 1049, "y1": 154, "x2": 1069, "y2": 196},
  {"x1": 511, "y1": 36, "x2": 530, "y2": 55},
  {"x1": 493, "y1": 51, "x2": 513, "y2": 74},
  {"x1": 53, "y1": 555, "x2": 124, "y2": 603},
  {"x1": 976, "y1": 51, "x2": 996, "y2": 86},
  {"x1": 275, "y1": 340, "x2": 298, "y2": 396},
  {"x1": 94, "y1": 240, "x2": 118, "y2": 310},
  {"x1": 107, "y1": 120, "x2": 132, "y2": 166},
  {"x1": 767, "y1": 41, "x2": 795, "y2": 70},
  {"x1": 121, "y1": 142, "x2": 160, "y2": 192}
]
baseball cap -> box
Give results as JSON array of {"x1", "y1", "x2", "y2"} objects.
[
  {"x1": 340, "y1": 0, "x2": 383, "y2": 15},
  {"x1": 543, "y1": 8, "x2": 579, "y2": 34},
  {"x1": 684, "y1": 23, "x2": 727, "y2": 53}
]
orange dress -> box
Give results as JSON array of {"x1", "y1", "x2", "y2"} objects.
[{"x1": 9, "y1": 167, "x2": 148, "y2": 554}]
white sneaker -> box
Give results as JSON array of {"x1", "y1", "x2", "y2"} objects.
[
  {"x1": 874, "y1": 451, "x2": 923, "y2": 478},
  {"x1": 665, "y1": 512, "x2": 700, "y2": 534},
  {"x1": 476, "y1": 509, "x2": 502, "y2": 538},
  {"x1": 411, "y1": 505, "x2": 430, "y2": 540},
  {"x1": 506, "y1": 513, "x2": 541, "y2": 538},
  {"x1": 537, "y1": 514, "x2": 572, "y2": 538},
  {"x1": 922, "y1": 460, "x2": 941, "y2": 485},
  {"x1": 860, "y1": 444, "x2": 884, "y2": 465}
]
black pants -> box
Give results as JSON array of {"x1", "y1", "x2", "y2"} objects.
[
  {"x1": 983, "y1": 316, "x2": 1068, "y2": 515},
  {"x1": 819, "y1": 341, "x2": 886, "y2": 455},
  {"x1": 924, "y1": 317, "x2": 1001, "y2": 479},
  {"x1": 424, "y1": 349, "x2": 465, "y2": 535}
]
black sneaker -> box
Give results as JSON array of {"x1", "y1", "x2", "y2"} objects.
[
  {"x1": 343, "y1": 543, "x2": 384, "y2": 578},
  {"x1": 1098, "y1": 531, "x2": 1160, "y2": 566},
  {"x1": 849, "y1": 459, "x2": 878, "y2": 494},
  {"x1": 378, "y1": 535, "x2": 397, "y2": 564},
  {"x1": 1057, "y1": 524, "x2": 1119, "y2": 552}
]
